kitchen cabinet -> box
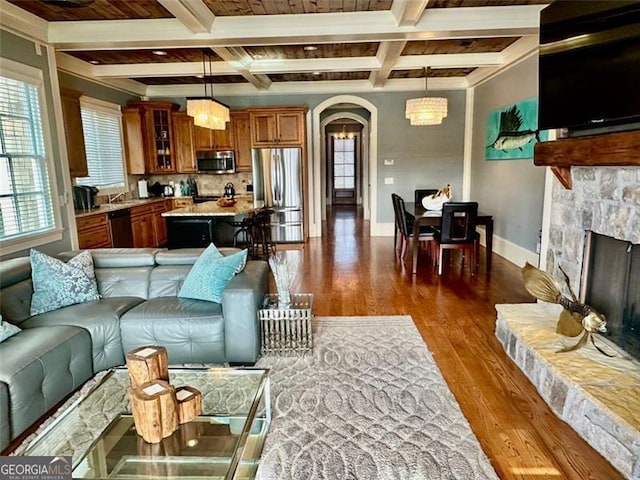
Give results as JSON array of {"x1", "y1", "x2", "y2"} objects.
[
  {"x1": 194, "y1": 122, "x2": 233, "y2": 150},
  {"x1": 125, "y1": 101, "x2": 179, "y2": 174},
  {"x1": 130, "y1": 204, "x2": 155, "y2": 247},
  {"x1": 60, "y1": 89, "x2": 88, "y2": 178},
  {"x1": 152, "y1": 201, "x2": 170, "y2": 247},
  {"x1": 172, "y1": 112, "x2": 196, "y2": 173},
  {"x1": 122, "y1": 107, "x2": 145, "y2": 175},
  {"x1": 232, "y1": 111, "x2": 252, "y2": 172},
  {"x1": 249, "y1": 108, "x2": 306, "y2": 147},
  {"x1": 77, "y1": 213, "x2": 112, "y2": 249}
]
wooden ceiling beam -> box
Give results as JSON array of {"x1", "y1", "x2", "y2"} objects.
[
  {"x1": 212, "y1": 47, "x2": 271, "y2": 90},
  {"x1": 391, "y1": 0, "x2": 432, "y2": 27},
  {"x1": 156, "y1": 0, "x2": 215, "y2": 34},
  {"x1": 369, "y1": 41, "x2": 407, "y2": 88},
  {"x1": 48, "y1": 7, "x2": 543, "y2": 50}
]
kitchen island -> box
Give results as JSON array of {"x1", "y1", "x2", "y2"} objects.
[{"x1": 162, "y1": 196, "x2": 256, "y2": 248}]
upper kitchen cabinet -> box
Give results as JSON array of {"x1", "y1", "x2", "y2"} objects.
[
  {"x1": 60, "y1": 89, "x2": 88, "y2": 177},
  {"x1": 194, "y1": 121, "x2": 233, "y2": 151},
  {"x1": 122, "y1": 107, "x2": 145, "y2": 175},
  {"x1": 172, "y1": 111, "x2": 196, "y2": 174},
  {"x1": 125, "y1": 101, "x2": 179, "y2": 174},
  {"x1": 232, "y1": 111, "x2": 252, "y2": 172},
  {"x1": 249, "y1": 108, "x2": 306, "y2": 147}
]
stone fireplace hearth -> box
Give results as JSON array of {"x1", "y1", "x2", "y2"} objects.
[{"x1": 496, "y1": 303, "x2": 640, "y2": 479}]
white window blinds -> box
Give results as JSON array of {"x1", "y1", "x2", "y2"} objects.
[
  {"x1": 0, "y1": 75, "x2": 55, "y2": 240},
  {"x1": 76, "y1": 98, "x2": 126, "y2": 189}
]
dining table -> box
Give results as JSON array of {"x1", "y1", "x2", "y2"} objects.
[{"x1": 406, "y1": 202, "x2": 494, "y2": 274}]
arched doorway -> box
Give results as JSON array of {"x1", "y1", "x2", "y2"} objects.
[
  {"x1": 309, "y1": 96, "x2": 378, "y2": 238},
  {"x1": 321, "y1": 112, "x2": 369, "y2": 217}
]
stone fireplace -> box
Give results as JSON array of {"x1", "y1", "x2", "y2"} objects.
[{"x1": 497, "y1": 137, "x2": 640, "y2": 479}]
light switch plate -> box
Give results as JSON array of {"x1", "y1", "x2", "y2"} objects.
[
  {"x1": 384, "y1": 177, "x2": 394, "y2": 185},
  {"x1": 384, "y1": 159, "x2": 395, "y2": 166}
]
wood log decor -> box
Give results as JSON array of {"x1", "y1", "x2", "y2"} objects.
[
  {"x1": 175, "y1": 386, "x2": 202, "y2": 424},
  {"x1": 126, "y1": 345, "x2": 169, "y2": 388},
  {"x1": 130, "y1": 380, "x2": 178, "y2": 444}
]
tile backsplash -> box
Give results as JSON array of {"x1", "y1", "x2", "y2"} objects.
[{"x1": 128, "y1": 172, "x2": 253, "y2": 198}]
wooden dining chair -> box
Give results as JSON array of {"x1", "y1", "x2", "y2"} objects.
[
  {"x1": 414, "y1": 188, "x2": 439, "y2": 206},
  {"x1": 392, "y1": 193, "x2": 435, "y2": 264},
  {"x1": 433, "y1": 202, "x2": 479, "y2": 275}
]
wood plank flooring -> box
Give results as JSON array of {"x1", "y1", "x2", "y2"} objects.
[{"x1": 287, "y1": 205, "x2": 622, "y2": 480}]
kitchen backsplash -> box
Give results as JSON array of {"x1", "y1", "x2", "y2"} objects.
[{"x1": 127, "y1": 172, "x2": 253, "y2": 198}]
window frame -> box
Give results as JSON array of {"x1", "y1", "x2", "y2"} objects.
[
  {"x1": 0, "y1": 56, "x2": 63, "y2": 256},
  {"x1": 77, "y1": 96, "x2": 128, "y2": 195}
]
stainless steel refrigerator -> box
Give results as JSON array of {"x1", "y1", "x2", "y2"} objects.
[{"x1": 252, "y1": 147, "x2": 303, "y2": 243}]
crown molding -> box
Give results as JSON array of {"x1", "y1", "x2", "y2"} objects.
[
  {"x1": 144, "y1": 76, "x2": 467, "y2": 97},
  {"x1": 0, "y1": 0, "x2": 48, "y2": 43}
]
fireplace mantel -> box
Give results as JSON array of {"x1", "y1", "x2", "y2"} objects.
[{"x1": 534, "y1": 130, "x2": 640, "y2": 189}]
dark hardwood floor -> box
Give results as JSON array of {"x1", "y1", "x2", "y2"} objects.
[{"x1": 288, "y1": 205, "x2": 621, "y2": 480}]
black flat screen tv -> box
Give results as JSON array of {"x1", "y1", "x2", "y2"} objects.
[{"x1": 538, "y1": 1, "x2": 640, "y2": 132}]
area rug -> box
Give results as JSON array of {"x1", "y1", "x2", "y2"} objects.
[{"x1": 254, "y1": 316, "x2": 498, "y2": 480}]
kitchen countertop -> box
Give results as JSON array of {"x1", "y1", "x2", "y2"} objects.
[
  {"x1": 75, "y1": 197, "x2": 169, "y2": 218},
  {"x1": 162, "y1": 196, "x2": 256, "y2": 217}
]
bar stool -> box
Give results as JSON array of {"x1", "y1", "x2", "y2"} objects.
[{"x1": 250, "y1": 209, "x2": 276, "y2": 260}]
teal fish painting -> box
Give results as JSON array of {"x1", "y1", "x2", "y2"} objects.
[{"x1": 485, "y1": 97, "x2": 547, "y2": 160}]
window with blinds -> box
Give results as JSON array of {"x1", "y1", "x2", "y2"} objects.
[
  {"x1": 0, "y1": 75, "x2": 55, "y2": 240},
  {"x1": 76, "y1": 98, "x2": 126, "y2": 189}
]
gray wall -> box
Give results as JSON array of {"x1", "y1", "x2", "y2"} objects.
[
  {"x1": 471, "y1": 55, "x2": 545, "y2": 253},
  {"x1": 59, "y1": 71, "x2": 139, "y2": 106},
  {"x1": 159, "y1": 90, "x2": 467, "y2": 225},
  {"x1": 0, "y1": 29, "x2": 72, "y2": 260}
]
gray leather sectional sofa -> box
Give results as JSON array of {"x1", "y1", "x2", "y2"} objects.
[{"x1": 0, "y1": 247, "x2": 268, "y2": 451}]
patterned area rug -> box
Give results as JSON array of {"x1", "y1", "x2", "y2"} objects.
[{"x1": 255, "y1": 316, "x2": 498, "y2": 480}]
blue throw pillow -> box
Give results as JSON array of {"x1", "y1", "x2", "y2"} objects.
[
  {"x1": 0, "y1": 315, "x2": 21, "y2": 343},
  {"x1": 30, "y1": 249, "x2": 100, "y2": 315},
  {"x1": 178, "y1": 247, "x2": 248, "y2": 304}
]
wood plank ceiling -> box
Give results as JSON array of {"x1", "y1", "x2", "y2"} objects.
[{"x1": 3, "y1": 0, "x2": 550, "y2": 96}]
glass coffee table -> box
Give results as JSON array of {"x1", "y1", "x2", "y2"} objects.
[{"x1": 22, "y1": 367, "x2": 270, "y2": 479}]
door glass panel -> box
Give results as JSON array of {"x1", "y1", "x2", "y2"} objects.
[{"x1": 333, "y1": 138, "x2": 355, "y2": 194}]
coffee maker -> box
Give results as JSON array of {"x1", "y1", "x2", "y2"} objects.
[{"x1": 73, "y1": 185, "x2": 99, "y2": 211}]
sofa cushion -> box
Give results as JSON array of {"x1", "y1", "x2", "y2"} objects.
[
  {"x1": 21, "y1": 297, "x2": 144, "y2": 372},
  {"x1": 0, "y1": 325, "x2": 93, "y2": 441},
  {"x1": 120, "y1": 297, "x2": 225, "y2": 364},
  {"x1": 179, "y1": 248, "x2": 248, "y2": 304},
  {"x1": 30, "y1": 250, "x2": 100, "y2": 315},
  {"x1": 0, "y1": 382, "x2": 9, "y2": 451},
  {"x1": 148, "y1": 265, "x2": 191, "y2": 298},
  {"x1": 0, "y1": 315, "x2": 20, "y2": 343},
  {"x1": 155, "y1": 247, "x2": 242, "y2": 265},
  {"x1": 59, "y1": 248, "x2": 159, "y2": 268}
]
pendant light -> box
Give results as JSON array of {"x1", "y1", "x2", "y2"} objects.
[
  {"x1": 405, "y1": 67, "x2": 448, "y2": 126},
  {"x1": 187, "y1": 51, "x2": 230, "y2": 130}
]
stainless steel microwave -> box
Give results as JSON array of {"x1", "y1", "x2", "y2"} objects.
[{"x1": 196, "y1": 150, "x2": 236, "y2": 174}]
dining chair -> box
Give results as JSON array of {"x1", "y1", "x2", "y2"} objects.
[
  {"x1": 392, "y1": 193, "x2": 435, "y2": 264},
  {"x1": 433, "y1": 202, "x2": 479, "y2": 275},
  {"x1": 414, "y1": 188, "x2": 439, "y2": 206}
]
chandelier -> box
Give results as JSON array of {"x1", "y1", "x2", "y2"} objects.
[
  {"x1": 405, "y1": 67, "x2": 448, "y2": 126},
  {"x1": 187, "y1": 51, "x2": 230, "y2": 130}
]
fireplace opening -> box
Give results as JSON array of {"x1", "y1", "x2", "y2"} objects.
[{"x1": 581, "y1": 231, "x2": 640, "y2": 361}]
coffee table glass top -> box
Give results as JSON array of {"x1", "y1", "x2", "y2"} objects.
[{"x1": 23, "y1": 368, "x2": 270, "y2": 480}]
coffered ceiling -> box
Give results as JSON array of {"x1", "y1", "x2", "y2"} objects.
[{"x1": 1, "y1": 0, "x2": 549, "y2": 97}]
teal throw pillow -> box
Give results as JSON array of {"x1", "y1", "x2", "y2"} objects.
[
  {"x1": 178, "y1": 248, "x2": 248, "y2": 304},
  {"x1": 0, "y1": 315, "x2": 21, "y2": 343},
  {"x1": 30, "y1": 249, "x2": 100, "y2": 316}
]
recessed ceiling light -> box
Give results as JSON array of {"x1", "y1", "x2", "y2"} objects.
[
  {"x1": 252, "y1": 54, "x2": 263, "y2": 60},
  {"x1": 152, "y1": 50, "x2": 167, "y2": 56},
  {"x1": 88, "y1": 60, "x2": 99, "y2": 64},
  {"x1": 304, "y1": 46, "x2": 318, "y2": 51},
  {"x1": 195, "y1": 74, "x2": 204, "y2": 79},
  {"x1": 312, "y1": 71, "x2": 321, "y2": 75}
]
